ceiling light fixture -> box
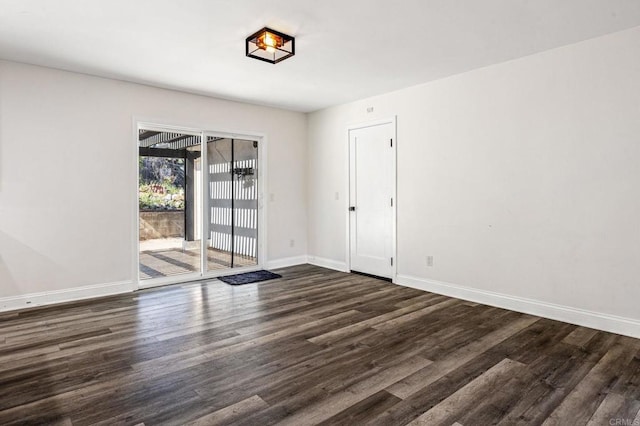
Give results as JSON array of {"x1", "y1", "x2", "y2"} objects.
[{"x1": 246, "y1": 27, "x2": 295, "y2": 64}]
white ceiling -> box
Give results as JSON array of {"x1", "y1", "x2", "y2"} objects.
[{"x1": 1, "y1": 0, "x2": 640, "y2": 112}]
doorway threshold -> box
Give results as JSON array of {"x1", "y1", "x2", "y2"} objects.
[{"x1": 350, "y1": 270, "x2": 392, "y2": 282}]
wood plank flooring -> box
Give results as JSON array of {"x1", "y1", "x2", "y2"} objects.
[{"x1": 0, "y1": 264, "x2": 638, "y2": 425}]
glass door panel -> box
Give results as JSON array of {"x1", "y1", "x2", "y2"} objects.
[
  {"x1": 138, "y1": 129, "x2": 202, "y2": 280},
  {"x1": 206, "y1": 137, "x2": 233, "y2": 270},
  {"x1": 231, "y1": 139, "x2": 259, "y2": 269},
  {"x1": 206, "y1": 137, "x2": 258, "y2": 271}
]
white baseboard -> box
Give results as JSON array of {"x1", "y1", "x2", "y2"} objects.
[
  {"x1": 266, "y1": 255, "x2": 309, "y2": 270},
  {"x1": 395, "y1": 274, "x2": 640, "y2": 339},
  {"x1": 0, "y1": 280, "x2": 133, "y2": 313},
  {"x1": 307, "y1": 256, "x2": 349, "y2": 273}
]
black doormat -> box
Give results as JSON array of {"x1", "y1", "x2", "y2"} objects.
[{"x1": 218, "y1": 270, "x2": 282, "y2": 285}]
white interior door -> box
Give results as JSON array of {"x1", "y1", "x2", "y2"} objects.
[{"x1": 349, "y1": 121, "x2": 395, "y2": 278}]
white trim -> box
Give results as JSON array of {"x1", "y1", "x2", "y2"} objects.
[
  {"x1": 307, "y1": 256, "x2": 349, "y2": 273},
  {"x1": 132, "y1": 116, "x2": 142, "y2": 291},
  {"x1": 390, "y1": 118, "x2": 397, "y2": 280},
  {"x1": 200, "y1": 132, "x2": 207, "y2": 278},
  {"x1": 395, "y1": 274, "x2": 640, "y2": 339},
  {"x1": 346, "y1": 116, "x2": 398, "y2": 279},
  {"x1": 344, "y1": 124, "x2": 351, "y2": 273},
  {"x1": 346, "y1": 117, "x2": 398, "y2": 131},
  {"x1": 135, "y1": 122, "x2": 202, "y2": 136},
  {"x1": 0, "y1": 281, "x2": 133, "y2": 312},
  {"x1": 266, "y1": 256, "x2": 309, "y2": 270},
  {"x1": 138, "y1": 273, "x2": 204, "y2": 290}
]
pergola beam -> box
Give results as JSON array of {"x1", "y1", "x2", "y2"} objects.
[
  {"x1": 139, "y1": 133, "x2": 201, "y2": 149},
  {"x1": 138, "y1": 130, "x2": 161, "y2": 141},
  {"x1": 138, "y1": 147, "x2": 187, "y2": 158}
]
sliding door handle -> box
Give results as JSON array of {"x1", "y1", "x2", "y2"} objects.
[{"x1": 349, "y1": 206, "x2": 356, "y2": 211}]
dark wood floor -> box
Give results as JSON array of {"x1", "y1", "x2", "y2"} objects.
[{"x1": 0, "y1": 265, "x2": 638, "y2": 425}]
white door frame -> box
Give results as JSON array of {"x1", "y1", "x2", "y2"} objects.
[
  {"x1": 133, "y1": 120, "x2": 267, "y2": 290},
  {"x1": 345, "y1": 116, "x2": 397, "y2": 281}
]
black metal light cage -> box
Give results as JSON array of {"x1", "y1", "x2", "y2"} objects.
[{"x1": 246, "y1": 27, "x2": 295, "y2": 64}]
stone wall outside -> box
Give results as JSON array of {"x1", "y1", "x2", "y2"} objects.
[{"x1": 140, "y1": 211, "x2": 184, "y2": 240}]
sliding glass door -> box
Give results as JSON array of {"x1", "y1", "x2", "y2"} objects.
[{"x1": 138, "y1": 126, "x2": 260, "y2": 284}]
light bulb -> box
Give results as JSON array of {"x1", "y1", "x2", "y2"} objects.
[
  {"x1": 257, "y1": 32, "x2": 280, "y2": 52},
  {"x1": 264, "y1": 34, "x2": 276, "y2": 48}
]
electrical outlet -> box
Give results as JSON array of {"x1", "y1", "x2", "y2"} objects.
[
  {"x1": 367, "y1": 107, "x2": 374, "y2": 113},
  {"x1": 289, "y1": 239, "x2": 295, "y2": 248},
  {"x1": 426, "y1": 256, "x2": 434, "y2": 267}
]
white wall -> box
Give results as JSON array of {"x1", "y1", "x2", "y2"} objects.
[
  {"x1": 308, "y1": 27, "x2": 640, "y2": 334},
  {"x1": 0, "y1": 60, "x2": 307, "y2": 303}
]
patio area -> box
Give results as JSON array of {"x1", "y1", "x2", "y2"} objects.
[{"x1": 139, "y1": 238, "x2": 257, "y2": 279}]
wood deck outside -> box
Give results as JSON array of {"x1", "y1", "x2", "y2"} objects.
[{"x1": 140, "y1": 247, "x2": 257, "y2": 279}]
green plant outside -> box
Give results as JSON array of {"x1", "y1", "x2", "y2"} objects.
[{"x1": 139, "y1": 182, "x2": 185, "y2": 211}]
